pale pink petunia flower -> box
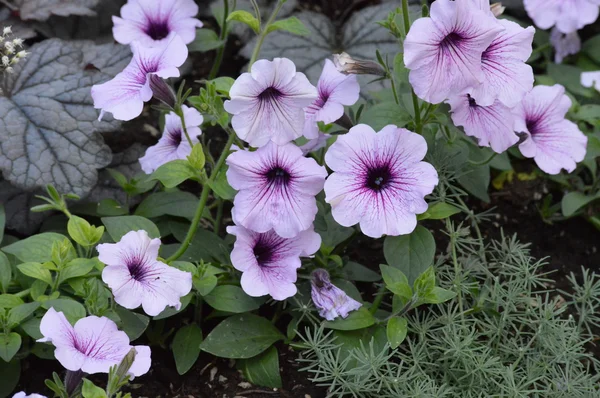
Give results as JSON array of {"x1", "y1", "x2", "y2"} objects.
[
  {"x1": 550, "y1": 28, "x2": 581, "y2": 64},
  {"x1": 227, "y1": 225, "x2": 321, "y2": 300},
  {"x1": 38, "y1": 308, "x2": 151, "y2": 377},
  {"x1": 91, "y1": 33, "x2": 188, "y2": 121},
  {"x1": 226, "y1": 142, "x2": 327, "y2": 238},
  {"x1": 304, "y1": 59, "x2": 360, "y2": 139},
  {"x1": 581, "y1": 71, "x2": 600, "y2": 92},
  {"x1": 324, "y1": 124, "x2": 438, "y2": 238},
  {"x1": 97, "y1": 230, "x2": 192, "y2": 316},
  {"x1": 113, "y1": 0, "x2": 203, "y2": 47},
  {"x1": 447, "y1": 94, "x2": 518, "y2": 153},
  {"x1": 403, "y1": 0, "x2": 503, "y2": 104},
  {"x1": 514, "y1": 85, "x2": 587, "y2": 175},
  {"x1": 224, "y1": 58, "x2": 318, "y2": 147},
  {"x1": 12, "y1": 393, "x2": 47, "y2": 398},
  {"x1": 311, "y1": 268, "x2": 362, "y2": 321},
  {"x1": 524, "y1": 0, "x2": 599, "y2": 34},
  {"x1": 139, "y1": 105, "x2": 203, "y2": 174},
  {"x1": 299, "y1": 132, "x2": 329, "y2": 155}
]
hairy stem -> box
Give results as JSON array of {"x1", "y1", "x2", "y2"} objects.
[
  {"x1": 248, "y1": 0, "x2": 285, "y2": 68},
  {"x1": 208, "y1": 0, "x2": 231, "y2": 80}
]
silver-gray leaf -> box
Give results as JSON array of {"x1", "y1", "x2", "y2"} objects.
[
  {"x1": 12, "y1": 0, "x2": 99, "y2": 21},
  {"x1": 0, "y1": 7, "x2": 37, "y2": 39},
  {"x1": 0, "y1": 179, "x2": 45, "y2": 235},
  {"x1": 0, "y1": 39, "x2": 131, "y2": 197}
]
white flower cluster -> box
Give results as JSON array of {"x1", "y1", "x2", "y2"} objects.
[{"x1": 0, "y1": 26, "x2": 27, "y2": 75}]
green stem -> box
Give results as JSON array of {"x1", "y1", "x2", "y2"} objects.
[
  {"x1": 390, "y1": 76, "x2": 400, "y2": 105},
  {"x1": 208, "y1": 0, "x2": 230, "y2": 80},
  {"x1": 176, "y1": 105, "x2": 194, "y2": 148},
  {"x1": 14, "y1": 288, "x2": 30, "y2": 298},
  {"x1": 248, "y1": 0, "x2": 285, "y2": 68},
  {"x1": 214, "y1": 198, "x2": 224, "y2": 235},
  {"x1": 369, "y1": 284, "x2": 387, "y2": 315},
  {"x1": 166, "y1": 132, "x2": 237, "y2": 263},
  {"x1": 468, "y1": 151, "x2": 497, "y2": 166},
  {"x1": 401, "y1": 0, "x2": 422, "y2": 134},
  {"x1": 382, "y1": 296, "x2": 415, "y2": 322}
]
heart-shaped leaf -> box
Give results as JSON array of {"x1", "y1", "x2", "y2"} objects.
[{"x1": 12, "y1": 0, "x2": 99, "y2": 21}]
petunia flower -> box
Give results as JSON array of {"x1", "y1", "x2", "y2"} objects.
[
  {"x1": 403, "y1": 0, "x2": 503, "y2": 104},
  {"x1": 311, "y1": 268, "x2": 362, "y2": 321},
  {"x1": 38, "y1": 308, "x2": 151, "y2": 377},
  {"x1": 226, "y1": 141, "x2": 327, "y2": 238},
  {"x1": 550, "y1": 28, "x2": 581, "y2": 64},
  {"x1": 332, "y1": 52, "x2": 386, "y2": 76},
  {"x1": 113, "y1": 0, "x2": 203, "y2": 47},
  {"x1": 97, "y1": 230, "x2": 192, "y2": 316},
  {"x1": 524, "y1": 0, "x2": 600, "y2": 34},
  {"x1": 139, "y1": 105, "x2": 203, "y2": 174},
  {"x1": 299, "y1": 132, "x2": 329, "y2": 155},
  {"x1": 581, "y1": 71, "x2": 600, "y2": 92},
  {"x1": 324, "y1": 124, "x2": 438, "y2": 238},
  {"x1": 447, "y1": 94, "x2": 518, "y2": 153},
  {"x1": 224, "y1": 58, "x2": 318, "y2": 147},
  {"x1": 12, "y1": 393, "x2": 47, "y2": 398},
  {"x1": 513, "y1": 85, "x2": 587, "y2": 175},
  {"x1": 468, "y1": 19, "x2": 535, "y2": 107},
  {"x1": 304, "y1": 59, "x2": 360, "y2": 139},
  {"x1": 227, "y1": 225, "x2": 321, "y2": 300},
  {"x1": 91, "y1": 33, "x2": 188, "y2": 121}
]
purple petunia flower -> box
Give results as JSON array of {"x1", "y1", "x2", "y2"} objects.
[
  {"x1": 403, "y1": 0, "x2": 503, "y2": 104},
  {"x1": 91, "y1": 33, "x2": 188, "y2": 121},
  {"x1": 514, "y1": 85, "x2": 587, "y2": 175},
  {"x1": 581, "y1": 71, "x2": 600, "y2": 92},
  {"x1": 38, "y1": 308, "x2": 151, "y2": 377},
  {"x1": 226, "y1": 142, "x2": 327, "y2": 238},
  {"x1": 324, "y1": 124, "x2": 438, "y2": 238},
  {"x1": 139, "y1": 105, "x2": 203, "y2": 174},
  {"x1": 12, "y1": 393, "x2": 46, "y2": 398},
  {"x1": 524, "y1": 0, "x2": 600, "y2": 34},
  {"x1": 113, "y1": 0, "x2": 203, "y2": 47},
  {"x1": 227, "y1": 225, "x2": 321, "y2": 300},
  {"x1": 97, "y1": 230, "x2": 192, "y2": 316},
  {"x1": 550, "y1": 28, "x2": 581, "y2": 64},
  {"x1": 310, "y1": 268, "x2": 362, "y2": 321},
  {"x1": 304, "y1": 59, "x2": 360, "y2": 139},
  {"x1": 224, "y1": 58, "x2": 318, "y2": 147},
  {"x1": 447, "y1": 94, "x2": 518, "y2": 153}
]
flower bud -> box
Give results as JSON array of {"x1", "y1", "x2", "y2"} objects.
[
  {"x1": 17, "y1": 50, "x2": 27, "y2": 59},
  {"x1": 148, "y1": 75, "x2": 176, "y2": 109},
  {"x1": 490, "y1": 3, "x2": 505, "y2": 17},
  {"x1": 332, "y1": 52, "x2": 386, "y2": 77},
  {"x1": 2, "y1": 56, "x2": 8, "y2": 66},
  {"x1": 13, "y1": 38, "x2": 23, "y2": 47},
  {"x1": 310, "y1": 268, "x2": 362, "y2": 321},
  {"x1": 3, "y1": 26, "x2": 12, "y2": 36}
]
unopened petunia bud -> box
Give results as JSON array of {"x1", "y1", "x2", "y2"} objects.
[
  {"x1": 310, "y1": 269, "x2": 362, "y2": 321},
  {"x1": 148, "y1": 74, "x2": 176, "y2": 109},
  {"x1": 332, "y1": 52, "x2": 386, "y2": 77},
  {"x1": 490, "y1": 3, "x2": 505, "y2": 17}
]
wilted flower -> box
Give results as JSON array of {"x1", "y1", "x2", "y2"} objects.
[
  {"x1": 403, "y1": 0, "x2": 503, "y2": 104},
  {"x1": 12, "y1": 393, "x2": 46, "y2": 398},
  {"x1": 113, "y1": 0, "x2": 203, "y2": 47},
  {"x1": 311, "y1": 268, "x2": 362, "y2": 321},
  {"x1": 299, "y1": 132, "x2": 329, "y2": 155},
  {"x1": 227, "y1": 225, "x2": 321, "y2": 300},
  {"x1": 97, "y1": 230, "x2": 192, "y2": 316},
  {"x1": 324, "y1": 124, "x2": 438, "y2": 238},
  {"x1": 490, "y1": 2, "x2": 506, "y2": 16},
  {"x1": 524, "y1": 0, "x2": 599, "y2": 33},
  {"x1": 139, "y1": 105, "x2": 203, "y2": 173},
  {"x1": 514, "y1": 85, "x2": 587, "y2": 174},
  {"x1": 224, "y1": 58, "x2": 317, "y2": 147},
  {"x1": 581, "y1": 71, "x2": 600, "y2": 92},
  {"x1": 550, "y1": 28, "x2": 581, "y2": 64},
  {"x1": 304, "y1": 59, "x2": 360, "y2": 139},
  {"x1": 448, "y1": 95, "x2": 518, "y2": 153},
  {"x1": 332, "y1": 52, "x2": 386, "y2": 76},
  {"x1": 38, "y1": 308, "x2": 151, "y2": 377},
  {"x1": 227, "y1": 142, "x2": 327, "y2": 238},
  {"x1": 91, "y1": 33, "x2": 188, "y2": 121}
]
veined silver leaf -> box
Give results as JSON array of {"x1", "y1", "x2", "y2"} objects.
[
  {"x1": 0, "y1": 179, "x2": 45, "y2": 235},
  {"x1": 12, "y1": 0, "x2": 99, "y2": 21},
  {"x1": 0, "y1": 7, "x2": 37, "y2": 40}
]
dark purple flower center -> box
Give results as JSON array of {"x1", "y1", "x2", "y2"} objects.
[
  {"x1": 127, "y1": 259, "x2": 150, "y2": 281},
  {"x1": 145, "y1": 19, "x2": 170, "y2": 41},
  {"x1": 441, "y1": 32, "x2": 464, "y2": 51},
  {"x1": 266, "y1": 167, "x2": 291, "y2": 186},
  {"x1": 467, "y1": 94, "x2": 478, "y2": 108},
  {"x1": 366, "y1": 165, "x2": 393, "y2": 191},
  {"x1": 253, "y1": 240, "x2": 273, "y2": 265},
  {"x1": 167, "y1": 130, "x2": 182, "y2": 147},
  {"x1": 526, "y1": 119, "x2": 540, "y2": 135},
  {"x1": 259, "y1": 87, "x2": 283, "y2": 102}
]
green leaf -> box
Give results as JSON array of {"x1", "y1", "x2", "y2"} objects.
[
  {"x1": 0, "y1": 332, "x2": 21, "y2": 361},
  {"x1": 115, "y1": 307, "x2": 149, "y2": 341},
  {"x1": 8, "y1": 302, "x2": 41, "y2": 327},
  {"x1": 187, "y1": 143, "x2": 206, "y2": 171},
  {"x1": 2, "y1": 232, "x2": 68, "y2": 263},
  {"x1": 170, "y1": 222, "x2": 229, "y2": 264},
  {"x1": 208, "y1": 77, "x2": 235, "y2": 96},
  {"x1": 266, "y1": 16, "x2": 310, "y2": 36},
  {"x1": 101, "y1": 216, "x2": 160, "y2": 241},
  {"x1": 68, "y1": 215, "x2": 104, "y2": 247},
  {"x1": 58, "y1": 258, "x2": 97, "y2": 286},
  {"x1": 208, "y1": 168, "x2": 237, "y2": 200},
  {"x1": 200, "y1": 314, "x2": 284, "y2": 359},
  {"x1": 227, "y1": 10, "x2": 260, "y2": 34},
  {"x1": 135, "y1": 191, "x2": 198, "y2": 220},
  {"x1": 0, "y1": 204, "x2": 5, "y2": 245},
  {"x1": 323, "y1": 307, "x2": 375, "y2": 331},
  {"x1": 418, "y1": 202, "x2": 461, "y2": 220},
  {"x1": 42, "y1": 299, "x2": 86, "y2": 324},
  {"x1": 97, "y1": 198, "x2": 128, "y2": 216},
  {"x1": 379, "y1": 264, "x2": 412, "y2": 300},
  {"x1": 189, "y1": 28, "x2": 226, "y2": 52},
  {"x1": 393, "y1": 52, "x2": 409, "y2": 86},
  {"x1": 172, "y1": 324, "x2": 203, "y2": 375},
  {"x1": 0, "y1": 294, "x2": 24, "y2": 309},
  {"x1": 0, "y1": 358, "x2": 20, "y2": 398},
  {"x1": 548, "y1": 63, "x2": 595, "y2": 97},
  {"x1": 458, "y1": 163, "x2": 490, "y2": 203},
  {"x1": 314, "y1": 203, "x2": 354, "y2": 253},
  {"x1": 419, "y1": 287, "x2": 457, "y2": 305},
  {"x1": 343, "y1": 261, "x2": 381, "y2": 282},
  {"x1": 204, "y1": 285, "x2": 264, "y2": 313},
  {"x1": 82, "y1": 379, "x2": 108, "y2": 398},
  {"x1": 149, "y1": 160, "x2": 197, "y2": 188},
  {"x1": 193, "y1": 274, "x2": 218, "y2": 296},
  {"x1": 561, "y1": 191, "x2": 600, "y2": 217},
  {"x1": 583, "y1": 34, "x2": 600, "y2": 64},
  {"x1": 238, "y1": 346, "x2": 282, "y2": 389},
  {"x1": 17, "y1": 262, "x2": 53, "y2": 285},
  {"x1": 0, "y1": 252, "x2": 11, "y2": 293},
  {"x1": 386, "y1": 317, "x2": 408, "y2": 349},
  {"x1": 383, "y1": 225, "x2": 436, "y2": 284},
  {"x1": 413, "y1": 266, "x2": 435, "y2": 298},
  {"x1": 360, "y1": 102, "x2": 412, "y2": 130},
  {"x1": 21, "y1": 317, "x2": 43, "y2": 340}
]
